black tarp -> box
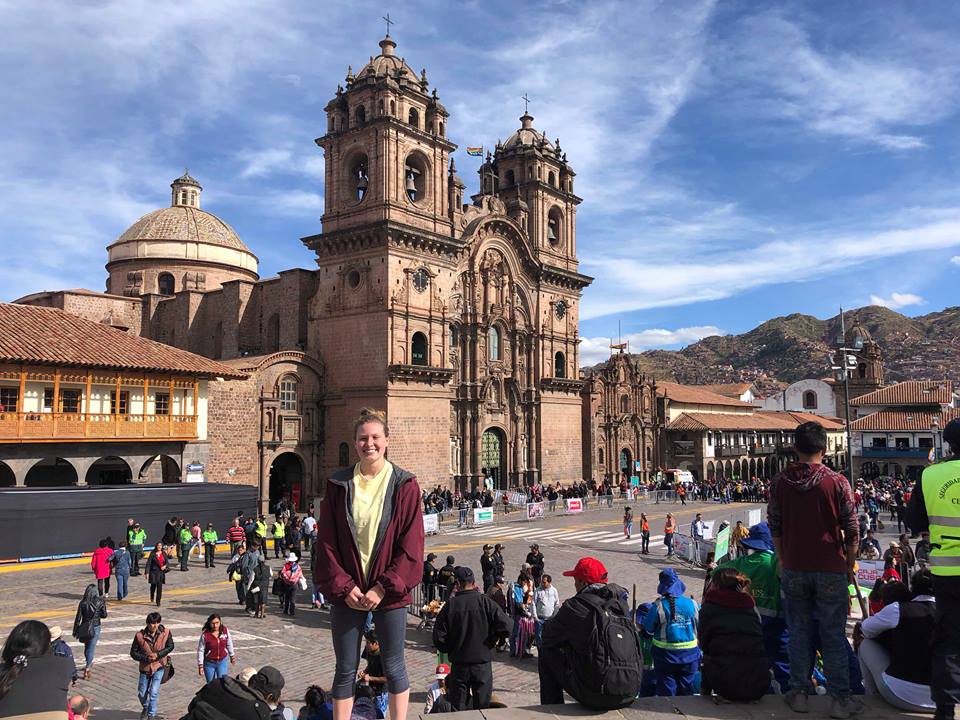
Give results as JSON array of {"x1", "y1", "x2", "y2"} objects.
[{"x1": 0, "y1": 483, "x2": 257, "y2": 560}]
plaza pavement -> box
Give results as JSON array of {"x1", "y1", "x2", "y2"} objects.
[{"x1": 0, "y1": 498, "x2": 898, "y2": 719}]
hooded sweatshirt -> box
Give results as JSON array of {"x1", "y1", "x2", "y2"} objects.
[{"x1": 768, "y1": 462, "x2": 859, "y2": 574}]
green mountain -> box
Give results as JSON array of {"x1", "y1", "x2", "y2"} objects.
[{"x1": 622, "y1": 305, "x2": 958, "y2": 395}]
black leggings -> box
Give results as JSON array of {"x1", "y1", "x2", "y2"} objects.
[
  {"x1": 330, "y1": 605, "x2": 409, "y2": 699},
  {"x1": 150, "y1": 583, "x2": 162, "y2": 605},
  {"x1": 97, "y1": 577, "x2": 111, "y2": 596}
]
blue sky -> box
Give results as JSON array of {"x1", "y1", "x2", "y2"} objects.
[{"x1": 3, "y1": 1, "x2": 960, "y2": 365}]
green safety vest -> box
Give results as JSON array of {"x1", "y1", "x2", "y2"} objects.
[
  {"x1": 179, "y1": 528, "x2": 192, "y2": 544},
  {"x1": 273, "y1": 523, "x2": 285, "y2": 538},
  {"x1": 202, "y1": 530, "x2": 218, "y2": 543},
  {"x1": 129, "y1": 529, "x2": 146, "y2": 546},
  {"x1": 719, "y1": 550, "x2": 782, "y2": 617},
  {"x1": 922, "y1": 461, "x2": 960, "y2": 576},
  {"x1": 255, "y1": 521, "x2": 267, "y2": 538}
]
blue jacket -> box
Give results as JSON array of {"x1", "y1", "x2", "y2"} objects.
[
  {"x1": 112, "y1": 547, "x2": 132, "y2": 575},
  {"x1": 643, "y1": 594, "x2": 701, "y2": 664}
]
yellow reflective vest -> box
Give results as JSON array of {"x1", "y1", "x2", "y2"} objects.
[{"x1": 921, "y1": 460, "x2": 960, "y2": 576}]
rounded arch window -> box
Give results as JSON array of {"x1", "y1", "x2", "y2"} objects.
[
  {"x1": 547, "y1": 207, "x2": 562, "y2": 246},
  {"x1": 411, "y1": 332, "x2": 428, "y2": 366},
  {"x1": 439, "y1": 121, "x2": 445, "y2": 137},
  {"x1": 505, "y1": 169, "x2": 516, "y2": 187},
  {"x1": 158, "y1": 273, "x2": 175, "y2": 295},
  {"x1": 347, "y1": 269, "x2": 362, "y2": 289},
  {"x1": 554, "y1": 351, "x2": 565, "y2": 378},
  {"x1": 803, "y1": 390, "x2": 818, "y2": 409},
  {"x1": 354, "y1": 104, "x2": 366, "y2": 126},
  {"x1": 338, "y1": 442, "x2": 350, "y2": 467},
  {"x1": 548, "y1": 170, "x2": 556, "y2": 187},
  {"x1": 488, "y1": 326, "x2": 501, "y2": 361},
  {"x1": 404, "y1": 152, "x2": 429, "y2": 204},
  {"x1": 598, "y1": 447, "x2": 604, "y2": 466},
  {"x1": 278, "y1": 375, "x2": 298, "y2": 411},
  {"x1": 348, "y1": 153, "x2": 369, "y2": 202},
  {"x1": 449, "y1": 323, "x2": 459, "y2": 349},
  {"x1": 620, "y1": 394, "x2": 630, "y2": 413},
  {"x1": 408, "y1": 107, "x2": 420, "y2": 129}
]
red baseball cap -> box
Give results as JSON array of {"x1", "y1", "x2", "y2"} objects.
[{"x1": 562, "y1": 557, "x2": 607, "y2": 584}]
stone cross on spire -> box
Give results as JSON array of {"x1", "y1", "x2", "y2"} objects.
[
  {"x1": 521, "y1": 93, "x2": 531, "y2": 114},
  {"x1": 382, "y1": 12, "x2": 394, "y2": 36}
]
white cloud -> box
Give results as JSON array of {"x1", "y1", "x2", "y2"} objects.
[
  {"x1": 714, "y1": 11, "x2": 959, "y2": 150},
  {"x1": 581, "y1": 213, "x2": 960, "y2": 319},
  {"x1": 869, "y1": 292, "x2": 925, "y2": 310},
  {"x1": 580, "y1": 326, "x2": 723, "y2": 366},
  {"x1": 950, "y1": 256, "x2": 960, "y2": 266}
]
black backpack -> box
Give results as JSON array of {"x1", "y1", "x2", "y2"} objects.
[
  {"x1": 180, "y1": 676, "x2": 271, "y2": 720},
  {"x1": 567, "y1": 590, "x2": 641, "y2": 709}
]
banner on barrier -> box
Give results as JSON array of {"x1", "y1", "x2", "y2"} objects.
[
  {"x1": 526, "y1": 502, "x2": 545, "y2": 520},
  {"x1": 714, "y1": 526, "x2": 731, "y2": 560},
  {"x1": 748, "y1": 508, "x2": 762, "y2": 527},
  {"x1": 672, "y1": 532, "x2": 691, "y2": 558},
  {"x1": 423, "y1": 513, "x2": 439, "y2": 534},
  {"x1": 566, "y1": 498, "x2": 583, "y2": 514},
  {"x1": 474, "y1": 507, "x2": 494, "y2": 525},
  {"x1": 702, "y1": 520, "x2": 715, "y2": 540},
  {"x1": 856, "y1": 559, "x2": 885, "y2": 586}
]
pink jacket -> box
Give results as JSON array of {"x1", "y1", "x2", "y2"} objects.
[{"x1": 91, "y1": 546, "x2": 113, "y2": 579}]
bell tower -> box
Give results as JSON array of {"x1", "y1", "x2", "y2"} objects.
[
  {"x1": 303, "y1": 34, "x2": 463, "y2": 489},
  {"x1": 483, "y1": 112, "x2": 582, "y2": 273},
  {"x1": 315, "y1": 34, "x2": 456, "y2": 237}
]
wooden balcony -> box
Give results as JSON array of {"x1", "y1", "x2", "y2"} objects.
[{"x1": 0, "y1": 412, "x2": 198, "y2": 443}]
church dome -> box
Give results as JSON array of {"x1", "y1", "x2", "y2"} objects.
[
  {"x1": 113, "y1": 205, "x2": 251, "y2": 253},
  {"x1": 351, "y1": 36, "x2": 419, "y2": 87},
  {"x1": 106, "y1": 172, "x2": 259, "y2": 297},
  {"x1": 501, "y1": 113, "x2": 554, "y2": 152}
]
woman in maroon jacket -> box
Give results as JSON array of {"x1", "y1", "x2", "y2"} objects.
[{"x1": 314, "y1": 408, "x2": 424, "y2": 720}]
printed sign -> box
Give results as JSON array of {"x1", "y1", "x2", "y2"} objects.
[
  {"x1": 634, "y1": 461, "x2": 642, "y2": 472},
  {"x1": 473, "y1": 507, "x2": 494, "y2": 525},
  {"x1": 702, "y1": 520, "x2": 715, "y2": 541},
  {"x1": 672, "y1": 532, "x2": 691, "y2": 558},
  {"x1": 714, "y1": 526, "x2": 731, "y2": 561},
  {"x1": 565, "y1": 498, "x2": 583, "y2": 514},
  {"x1": 423, "y1": 513, "x2": 439, "y2": 534},
  {"x1": 185, "y1": 462, "x2": 204, "y2": 483},
  {"x1": 630, "y1": 476, "x2": 640, "y2": 487},
  {"x1": 748, "y1": 509, "x2": 762, "y2": 527},
  {"x1": 526, "y1": 501, "x2": 545, "y2": 521},
  {"x1": 856, "y1": 560, "x2": 885, "y2": 586}
]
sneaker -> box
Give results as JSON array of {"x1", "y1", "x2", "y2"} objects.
[
  {"x1": 830, "y1": 696, "x2": 865, "y2": 719},
  {"x1": 785, "y1": 691, "x2": 809, "y2": 714}
]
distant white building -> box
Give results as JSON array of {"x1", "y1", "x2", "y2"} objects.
[{"x1": 759, "y1": 379, "x2": 838, "y2": 418}]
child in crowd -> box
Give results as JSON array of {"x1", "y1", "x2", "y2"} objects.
[{"x1": 358, "y1": 631, "x2": 387, "y2": 718}]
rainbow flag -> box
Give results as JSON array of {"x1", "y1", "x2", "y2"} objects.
[{"x1": 466, "y1": 147, "x2": 483, "y2": 156}]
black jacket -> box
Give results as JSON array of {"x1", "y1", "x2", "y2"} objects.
[
  {"x1": 422, "y1": 561, "x2": 437, "y2": 586},
  {"x1": 698, "y1": 587, "x2": 769, "y2": 702},
  {"x1": 180, "y1": 675, "x2": 271, "y2": 720},
  {"x1": 525, "y1": 551, "x2": 544, "y2": 579},
  {"x1": 480, "y1": 554, "x2": 496, "y2": 580},
  {"x1": 432, "y1": 587, "x2": 512, "y2": 664},
  {"x1": 437, "y1": 564, "x2": 456, "y2": 592},
  {"x1": 541, "y1": 583, "x2": 628, "y2": 656}
]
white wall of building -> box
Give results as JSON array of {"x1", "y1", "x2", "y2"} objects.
[{"x1": 760, "y1": 379, "x2": 837, "y2": 417}]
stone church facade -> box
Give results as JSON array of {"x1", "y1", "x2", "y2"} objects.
[{"x1": 17, "y1": 34, "x2": 591, "y2": 510}]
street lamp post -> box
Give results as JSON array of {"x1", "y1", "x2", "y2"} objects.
[
  {"x1": 932, "y1": 417, "x2": 941, "y2": 463},
  {"x1": 833, "y1": 308, "x2": 864, "y2": 481}
]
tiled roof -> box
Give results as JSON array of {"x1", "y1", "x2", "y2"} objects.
[
  {"x1": 657, "y1": 382, "x2": 755, "y2": 408},
  {"x1": 695, "y1": 383, "x2": 754, "y2": 397},
  {"x1": 669, "y1": 411, "x2": 844, "y2": 432},
  {"x1": 780, "y1": 411, "x2": 845, "y2": 430},
  {"x1": 851, "y1": 408, "x2": 960, "y2": 432},
  {"x1": 850, "y1": 380, "x2": 954, "y2": 407},
  {"x1": 0, "y1": 303, "x2": 246, "y2": 378}
]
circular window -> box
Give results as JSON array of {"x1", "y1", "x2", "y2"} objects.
[
  {"x1": 347, "y1": 270, "x2": 361, "y2": 289},
  {"x1": 554, "y1": 301, "x2": 567, "y2": 320},
  {"x1": 412, "y1": 268, "x2": 429, "y2": 293}
]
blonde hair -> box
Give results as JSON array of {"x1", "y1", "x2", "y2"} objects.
[{"x1": 354, "y1": 407, "x2": 389, "y2": 438}]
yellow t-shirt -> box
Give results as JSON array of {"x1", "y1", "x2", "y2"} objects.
[{"x1": 352, "y1": 460, "x2": 393, "y2": 578}]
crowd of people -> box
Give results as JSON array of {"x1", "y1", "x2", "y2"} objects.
[{"x1": 1, "y1": 415, "x2": 958, "y2": 720}]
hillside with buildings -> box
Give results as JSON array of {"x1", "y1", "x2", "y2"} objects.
[{"x1": 623, "y1": 305, "x2": 960, "y2": 394}]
